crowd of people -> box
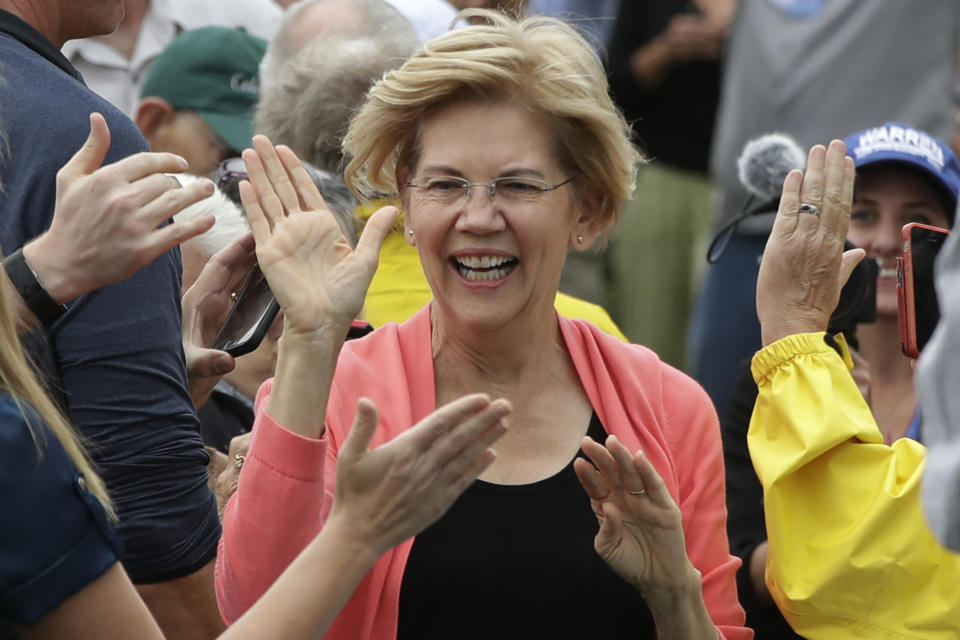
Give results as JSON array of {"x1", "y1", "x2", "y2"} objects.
[{"x1": 1, "y1": 1, "x2": 959, "y2": 639}]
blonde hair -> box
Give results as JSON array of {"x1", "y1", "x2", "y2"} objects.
[
  {"x1": 343, "y1": 9, "x2": 643, "y2": 231},
  {"x1": 1, "y1": 284, "x2": 115, "y2": 519}
]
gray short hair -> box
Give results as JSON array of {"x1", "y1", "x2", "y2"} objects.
[
  {"x1": 306, "y1": 164, "x2": 360, "y2": 246},
  {"x1": 256, "y1": 0, "x2": 419, "y2": 174}
]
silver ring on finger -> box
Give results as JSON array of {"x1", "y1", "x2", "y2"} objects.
[
  {"x1": 799, "y1": 203, "x2": 820, "y2": 217},
  {"x1": 628, "y1": 488, "x2": 647, "y2": 497}
]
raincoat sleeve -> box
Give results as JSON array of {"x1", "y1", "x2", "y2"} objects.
[{"x1": 747, "y1": 332, "x2": 960, "y2": 639}]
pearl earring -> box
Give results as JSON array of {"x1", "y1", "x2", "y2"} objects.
[
  {"x1": 576, "y1": 235, "x2": 584, "y2": 244},
  {"x1": 407, "y1": 229, "x2": 414, "y2": 238}
]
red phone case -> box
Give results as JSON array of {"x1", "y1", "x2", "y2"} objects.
[
  {"x1": 897, "y1": 222, "x2": 949, "y2": 358},
  {"x1": 896, "y1": 256, "x2": 916, "y2": 358}
]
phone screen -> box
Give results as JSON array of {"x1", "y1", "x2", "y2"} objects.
[
  {"x1": 211, "y1": 265, "x2": 280, "y2": 356},
  {"x1": 909, "y1": 225, "x2": 949, "y2": 353}
]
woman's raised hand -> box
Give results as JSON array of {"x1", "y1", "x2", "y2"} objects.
[
  {"x1": 756, "y1": 139, "x2": 864, "y2": 347},
  {"x1": 239, "y1": 136, "x2": 396, "y2": 335},
  {"x1": 329, "y1": 395, "x2": 511, "y2": 555},
  {"x1": 574, "y1": 435, "x2": 698, "y2": 596}
]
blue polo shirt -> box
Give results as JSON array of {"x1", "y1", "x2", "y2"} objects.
[
  {"x1": 0, "y1": 394, "x2": 122, "y2": 631},
  {"x1": 0, "y1": 11, "x2": 219, "y2": 583}
]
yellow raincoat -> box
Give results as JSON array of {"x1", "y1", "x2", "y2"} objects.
[{"x1": 748, "y1": 332, "x2": 960, "y2": 639}]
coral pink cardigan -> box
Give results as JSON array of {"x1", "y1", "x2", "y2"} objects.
[{"x1": 215, "y1": 307, "x2": 750, "y2": 639}]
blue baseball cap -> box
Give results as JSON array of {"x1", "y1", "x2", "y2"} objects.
[{"x1": 844, "y1": 123, "x2": 959, "y2": 220}]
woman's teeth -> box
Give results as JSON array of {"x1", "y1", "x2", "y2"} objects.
[
  {"x1": 457, "y1": 255, "x2": 512, "y2": 268},
  {"x1": 460, "y1": 266, "x2": 512, "y2": 281},
  {"x1": 453, "y1": 255, "x2": 517, "y2": 280}
]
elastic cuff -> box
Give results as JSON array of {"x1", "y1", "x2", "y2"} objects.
[{"x1": 750, "y1": 332, "x2": 837, "y2": 384}]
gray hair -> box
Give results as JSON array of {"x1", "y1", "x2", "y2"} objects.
[
  {"x1": 256, "y1": 0, "x2": 419, "y2": 174},
  {"x1": 305, "y1": 164, "x2": 360, "y2": 246}
]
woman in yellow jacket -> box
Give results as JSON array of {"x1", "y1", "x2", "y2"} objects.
[{"x1": 748, "y1": 138, "x2": 960, "y2": 639}]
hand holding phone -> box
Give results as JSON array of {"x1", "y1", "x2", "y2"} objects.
[
  {"x1": 898, "y1": 222, "x2": 950, "y2": 358},
  {"x1": 211, "y1": 264, "x2": 281, "y2": 357}
]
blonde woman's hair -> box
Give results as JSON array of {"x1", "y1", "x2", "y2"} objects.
[
  {"x1": 0, "y1": 282, "x2": 114, "y2": 518},
  {"x1": 343, "y1": 8, "x2": 643, "y2": 231}
]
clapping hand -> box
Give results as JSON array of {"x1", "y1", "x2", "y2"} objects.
[
  {"x1": 574, "y1": 435, "x2": 698, "y2": 595},
  {"x1": 23, "y1": 113, "x2": 218, "y2": 308},
  {"x1": 238, "y1": 136, "x2": 396, "y2": 337},
  {"x1": 329, "y1": 395, "x2": 510, "y2": 555}
]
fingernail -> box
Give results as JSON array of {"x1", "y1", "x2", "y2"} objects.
[
  {"x1": 174, "y1": 154, "x2": 188, "y2": 169},
  {"x1": 199, "y1": 178, "x2": 215, "y2": 192}
]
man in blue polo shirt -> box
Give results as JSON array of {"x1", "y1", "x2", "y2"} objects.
[{"x1": 0, "y1": 1, "x2": 223, "y2": 638}]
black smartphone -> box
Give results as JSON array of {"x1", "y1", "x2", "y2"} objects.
[
  {"x1": 898, "y1": 223, "x2": 950, "y2": 358},
  {"x1": 210, "y1": 264, "x2": 281, "y2": 357}
]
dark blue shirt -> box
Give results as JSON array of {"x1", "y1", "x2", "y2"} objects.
[
  {"x1": 0, "y1": 393, "x2": 122, "y2": 632},
  {"x1": 0, "y1": 11, "x2": 220, "y2": 583}
]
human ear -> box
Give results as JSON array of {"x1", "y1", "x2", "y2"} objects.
[
  {"x1": 569, "y1": 190, "x2": 606, "y2": 251},
  {"x1": 569, "y1": 216, "x2": 601, "y2": 251},
  {"x1": 134, "y1": 97, "x2": 176, "y2": 150}
]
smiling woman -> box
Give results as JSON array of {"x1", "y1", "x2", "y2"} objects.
[
  {"x1": 216, "y1": 9, "x2": 750, "y2": 640},
  {"x1": 843, "y1": 123, "x2": 958, "y2": 442},
  {"x1": 397, "y1": 100, "x2": 586, "y2": 332}
]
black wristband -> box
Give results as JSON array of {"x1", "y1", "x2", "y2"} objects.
[{"x1": 3, "y1": 247, "x2": 67, "y2": 324}]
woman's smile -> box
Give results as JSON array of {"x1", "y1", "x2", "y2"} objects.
[{"x1": 450, "y1": 252, "x2": 519, "y2": 284}]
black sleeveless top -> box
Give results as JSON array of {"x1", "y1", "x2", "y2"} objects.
[{"x1": 397, "y1": 413, "x2": 656, "y2": 639}]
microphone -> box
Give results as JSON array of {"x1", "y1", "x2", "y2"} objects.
[
  {"x1": 737, "y1": 133, "x2": 806, "y2": 206},
  {"x1": 708, "y1": 133, "x2": 807, "y2": 262}
]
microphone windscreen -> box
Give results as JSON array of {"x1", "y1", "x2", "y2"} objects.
[{"x1": 737, "y1": 133, "x2": 806, "y2": 202}]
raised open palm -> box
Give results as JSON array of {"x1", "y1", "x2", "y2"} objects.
[{"x1": 239, "y1": 136, "x2": 396, "y2": 334}]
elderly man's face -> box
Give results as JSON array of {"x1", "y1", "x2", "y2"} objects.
[{"x1": 157, "y1": 112, "x2": 234, "y2": 178}]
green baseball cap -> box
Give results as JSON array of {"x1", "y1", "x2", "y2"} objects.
[{"x1": 141, "y1": 26, "x2": 267, "y2": 153}]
